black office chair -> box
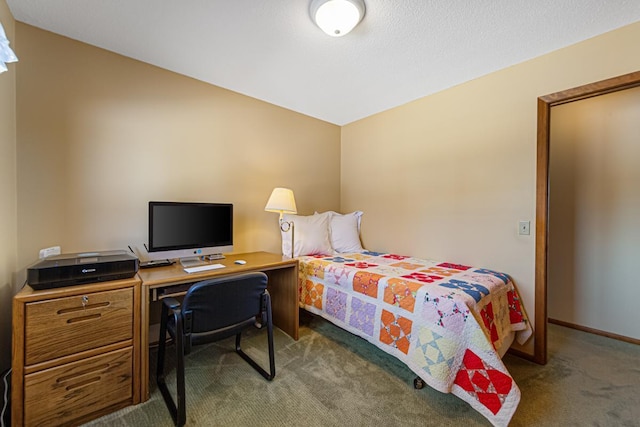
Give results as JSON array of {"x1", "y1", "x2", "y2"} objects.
[{"x1": 156, "y1": 272, "x2": 275, "y2": 426}]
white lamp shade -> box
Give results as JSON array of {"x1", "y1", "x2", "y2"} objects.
[
  {"x1": 265, "y1": 188, "x2": 297, "y2": 215},
  {"x1": 310, "y1": 0, "x2": 365, "y2": 37}
]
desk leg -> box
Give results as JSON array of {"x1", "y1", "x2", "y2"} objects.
[
  {"x1": 140, "y1": 286, "x2": 150, "y2": 401},
  {"x1": 266, "y1": 265, "x2": 299, "y2": 340}
]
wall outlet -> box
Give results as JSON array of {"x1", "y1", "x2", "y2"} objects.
[
  {"x1": 518, "y1": 221, "x2": 530, "y2": 236},
  {"x1": 39, "y1": 246, "x2": 61, "y2": 259}
]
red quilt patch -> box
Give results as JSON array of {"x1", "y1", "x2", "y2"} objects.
[
  {"x1": 454, "y1": 349, "x2": 513, "y2": 415},
  {"x1": 481, "y1": 302, "x2": 499, "y2": 347},
  {"x1": 345, "y1": 262, "x2": 378, "y2": 269},
  {"x1": 507, "y1": 290, "x2": 525, "y2": 325},
  {"x1": 402, "y1": 272, "x2": 443, "y2": 283},
  {"x1": 383, "y1": 254, "x2": 409, "y2": 260},
  {"x1": 437, "y1": 262, "x2": 471, "y2": 271}
]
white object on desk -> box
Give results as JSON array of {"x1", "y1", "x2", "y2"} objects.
[
  {"x1": 234, "y1": 260, "x2": 246, "y2": 265},
  {"x1": 183, "y1": 263, "x2": 225, "y2": 273}
]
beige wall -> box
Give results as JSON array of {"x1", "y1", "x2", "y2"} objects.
[
  {"x1": 15, "y1": 24, "x2": 341, "y2": 273},
  {"x1": 548, "y1": 86, "x2": 640, "y2": 340},
  {"x1": 0, "y1": 0, "x2": 16, "y2": 373},
  {"x1": 341, "y1": 21, "x2": 640, "y2": 355}
]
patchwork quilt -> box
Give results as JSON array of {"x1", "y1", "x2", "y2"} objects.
[{"x1": 298, "y1": 251, "x2": 532, "y2": 427}]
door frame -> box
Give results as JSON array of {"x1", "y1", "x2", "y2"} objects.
[{"x1": 534, "y1": 70, "x2": 640, "y2": 364}]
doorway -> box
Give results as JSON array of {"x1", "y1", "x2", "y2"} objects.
[{"x1": 534, "y1": 70, "x2": 640, "y2": 364}]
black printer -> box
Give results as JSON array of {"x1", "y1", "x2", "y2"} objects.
[{"x1": 27, "y1": 250, "x2": 139, "y2": 290}]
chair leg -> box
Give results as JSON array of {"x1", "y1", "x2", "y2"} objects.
[
  {"x1": 175, "y1": 329, "x2": 186, "y2": 426},
  {"x1": 235, "y1": 299, "x2": 276, "y2": 381},
  {"x1": 265, "y1": 296, "x2": 275, "y2": 377},
  {"x1": 157, "y1": 311, "x2": 187, "y2": 426}
]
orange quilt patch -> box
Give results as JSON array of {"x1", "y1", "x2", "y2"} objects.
[
  {"x1": 390, "y1": 261, "x2": 425, "y2": 270},
  {"x1": 353, "y1": 271, "x2": 383, "y2": 298},
  {"x1": 379, "y1": 309, "x2": 413, "y2": 354},
  {"x1": 384, "y1": 278, "x2": 423, "y2": 313},
  {"x1": 303, "y1": 280, "x2": 324, "y2": 310},
  {"x1": 301, "y1": 260, "x2": 328, "y2": 280}
]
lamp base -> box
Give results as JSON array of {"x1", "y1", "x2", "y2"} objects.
[{"x1": 280, "y1": 220, "x2": 295, "y2": 259}]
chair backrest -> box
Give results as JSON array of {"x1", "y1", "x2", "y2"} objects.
[{"x1": 181, "y1": 272, "x2": 268, "y2": 333}]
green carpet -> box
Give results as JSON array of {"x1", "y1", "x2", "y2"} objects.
[{"x1": 86, "y1": 313, "x2": 640, "y2": 426}]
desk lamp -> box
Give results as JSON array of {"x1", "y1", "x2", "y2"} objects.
[{"x1": 265, "y1": 188, "x2": 297, "y2": 258}]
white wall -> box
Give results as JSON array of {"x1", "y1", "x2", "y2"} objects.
[{"x1": 548, "y1": 86, "x2": 640, "y2": 340}]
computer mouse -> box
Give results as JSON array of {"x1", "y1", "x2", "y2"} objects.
[{"x1": 234, "y1": 260, "x2": 246, "y2": 265}]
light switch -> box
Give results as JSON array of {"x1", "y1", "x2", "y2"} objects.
[{"x1": 518, "y1": 221, "x2": 530, "y2": 236}]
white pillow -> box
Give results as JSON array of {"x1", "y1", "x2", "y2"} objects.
[
  {"x1": 316, "y1": 211, "x2": 364, "y2": 253},
  {"x1": 280, "y1": 212, "x2": 333, "y2": 257}
]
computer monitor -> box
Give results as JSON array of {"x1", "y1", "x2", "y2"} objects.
[{"x1": 148, "y1": 201, "x2": 233, "y2": 267}]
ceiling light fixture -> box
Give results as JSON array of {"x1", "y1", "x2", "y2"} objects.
[{"x1": 310, "y1": 0, "x2": 365, "y2": 37}]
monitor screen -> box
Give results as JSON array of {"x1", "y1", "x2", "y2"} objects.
[{"x1": 148, "y1": 202, "x2": 233, "y2": 258}]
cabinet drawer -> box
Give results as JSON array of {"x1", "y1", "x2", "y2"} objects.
[
  {"x1": 24, "y1": 347, "x2": 132, "y2": 426},
  {"x1": 25, "y1": 288, "x2": 133, "y2": 365}
]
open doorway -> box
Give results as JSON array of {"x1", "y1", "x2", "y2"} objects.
[
  {"x1": 547, "y1": 87, "x2": 640, "y2": 342},
  {"x1": 534, "y1": 71, "x2": 640, "y2": 364}
]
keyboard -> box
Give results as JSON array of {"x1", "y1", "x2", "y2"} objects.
[{"x1": 183, "y1": 263, "x2": 226, "y2": 273}]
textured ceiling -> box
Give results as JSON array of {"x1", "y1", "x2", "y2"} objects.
[{"x1": 6, "y1": 0, "x2": 640, "y2": 125}]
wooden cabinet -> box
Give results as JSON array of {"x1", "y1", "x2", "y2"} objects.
[{"x1": 12, "y1": 277, "x2": 141, "y2": 426}]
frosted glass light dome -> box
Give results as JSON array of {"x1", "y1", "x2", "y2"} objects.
[{"x1": 310, "y1": 0, "x2": 365, "y2": 37}]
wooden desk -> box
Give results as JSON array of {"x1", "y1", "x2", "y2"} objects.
[{"x1": 137, "y1": 251, "x2": 298, "y2": 400}]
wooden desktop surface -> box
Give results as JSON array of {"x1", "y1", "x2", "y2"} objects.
[
  {"x1": 138, "y1": 251, "x2": 297, "y2": 288},
  {"x1": 138, "y1": 251, "x2": 299, "y2": 401}
]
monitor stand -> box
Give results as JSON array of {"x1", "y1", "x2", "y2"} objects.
[{"x1": 179, "y1": 257, "x2": 207, "y2": 268}]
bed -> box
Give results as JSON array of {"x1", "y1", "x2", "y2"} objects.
[{"x1": 280, "y1": 211, "x2": 532, "y2": 427}]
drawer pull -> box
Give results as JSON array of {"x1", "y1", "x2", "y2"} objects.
[
  {"x1": 57, "y1": 364, "x2": 110, "y2": 383},
  {"x1": 66, "y1": 313, "x2": 101, "y2": 323},
  {"x1": 57, "y1": 302, "x2": 110, "y2": 315},
  {"x1": 65, "y1": 376, "x2": 102, "y2": 391}
]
